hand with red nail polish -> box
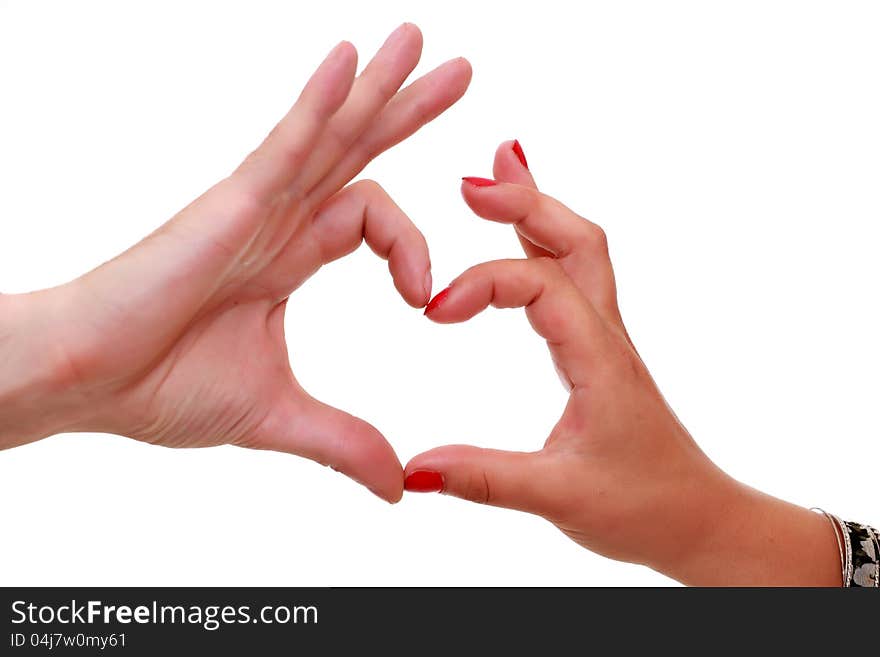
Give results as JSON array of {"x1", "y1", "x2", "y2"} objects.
[
  {"x1": 406, "y1": 141, "x2": 842, "y2": 585},
  {"x1": 0, "y1": 26, "x2": 472, "y2": 503}
]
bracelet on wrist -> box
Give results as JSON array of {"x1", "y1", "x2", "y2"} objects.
[{"x1": 813, "y1": 508, "x2": 878, "y2": 588}]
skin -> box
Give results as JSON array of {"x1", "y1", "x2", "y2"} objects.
[
  {"x1": 407, "y1": 141, "x2": 842, "y2": 585},
  {"x1": 0, "y1": 27, "x2": 842, "y2": 584},
  {"x1": 0, "y1": 24, "x2": 472, "y2": 503}
]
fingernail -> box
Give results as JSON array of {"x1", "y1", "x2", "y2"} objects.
[
  {"x1": 424, "y1": 286, "x2": 451, "y2": 315},
  {"x1": 512, "y1": 140, "x2": 529, "y2": 169},
  {"x1": 462, "y1": 176, "x2": 497, "y2": 187},
  {"x1": 404, "y1": 470, "x2": 444, "y2": 493},
  {"x1": 423, "y1": 270, "x2": 433, "y2": 303}
]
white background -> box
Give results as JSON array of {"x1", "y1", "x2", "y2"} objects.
[{"x1": 1, "y1": 1, "x2": 878, "y2": 586}]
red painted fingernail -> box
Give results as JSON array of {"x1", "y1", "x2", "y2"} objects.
[
  {"x1": 462, "y1": 176, "x2": 498, "y2": 187},
  {"x1": 424, "y1": 286, "x2": 451, "y2": 315},
  {"x1": 512, "y1": 140, "x2": 529, "y2": 169},
  {"x1": 405, "y1": 470, "x2": 444, "y2": 493}
]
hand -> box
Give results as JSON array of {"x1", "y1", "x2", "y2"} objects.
[
  {"x1": 0, "y1": 24, "x2": 471, "y2": 503},
  {"x1": 405, "y1": 141, "x2": 841, "y2": 584}
]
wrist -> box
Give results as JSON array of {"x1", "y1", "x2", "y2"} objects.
[
  {"x1": 652, "y1": 471, "x2": 841, "y2": 586},
  {"x1": 0, "y1": 289, "x2": 91, "y2": 448}
]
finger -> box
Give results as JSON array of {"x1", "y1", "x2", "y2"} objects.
[
  {"x1": 293, "y1": 23, "x2": 423, "y2": 194},
  {"x1": 491, "y1": 139, "x2": 550, "y2": 258},
  {"x1": 425, "y1": 258, "x2": 604, "y2": 387},
  {"x1": 258, "y1": 395, "x2": 404, "y2": 503},
  {"x1": 308, "y1": 179, "x2": 432, "y2": 307},
  {"x1": 404, "y1": 445, "x2": 564, "y2": 516},
  {"x1": 493, "y1": 139, "x2": 536, "y2": 187},
  {"x1": 460, "y1": 180, "x2": 605, "y2": 262},
  {"x1": 308, "y1": 57, "x2": 472, "y2": 201},
  {"x1": 459, "y1": 180, "x2": 619, "y2": 322},
  {"x1": 236, "y1": 41, "x2": 359, "y2": 199}
]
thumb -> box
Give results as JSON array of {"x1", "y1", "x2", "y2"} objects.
[
  {"x1": 257, "y1": 397, "x2": 404, "y2": 503},
  {"x1": 404, "y1": 445, "x2": 561, "y2": 517}
]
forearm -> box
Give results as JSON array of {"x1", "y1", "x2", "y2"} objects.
[
  {"x1": 654, "y1": 475, "x2": 841, "y2": 586},
  {"x1": 0, "y1": 290, "x2": 83, "y2": 448}
]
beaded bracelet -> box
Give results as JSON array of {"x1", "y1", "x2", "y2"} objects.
[{"x1": 813, "y1": 509, "x2": 879, "y2": 587}]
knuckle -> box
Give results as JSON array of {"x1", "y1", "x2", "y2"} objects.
[
  {"x1": 516, "y1": 190, "x2": 543, "y2": 225},
  {"x1": 461, "y1": 471, "x2": 492, "y2": 505},
  {"x1": 408, "y1": 95, "x2": 435, "y2": 127},
  {"x1": 353, "y1": 178, "x2": 384, "y2": 199},
  {"x1": 285, "y1": 146, "x2": 310, "y2": 171},
  {"x1": 461, "y1": 261, "x2": 489, "y2": 281},
  {"x1": 574, "y1": 221, "x2": 608, "y2": 252},
  {"x1": 530, "y1": 189, "x2": 546, "y2": 211},
  {"x1": 355, "y1": 137, "x2": 382, "y2": 167},
  {"x1": 376, "y1": 75, "x2": 402, "y2": 100},
  {"x1": 209, "y1": 182, "x2": 271, "y2": 232},
  {"x1": 219, "y1": 180, "x2": 264, "y2": 219},
  {"x1": 323, "y1": 124, "x2": 349, "y2": 155}
]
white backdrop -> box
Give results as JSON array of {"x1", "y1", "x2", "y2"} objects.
[{"x1": 1, "y1": 1, "x2": 877, "y2": 586}]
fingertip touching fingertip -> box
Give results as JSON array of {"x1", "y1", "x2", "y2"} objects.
[
  {"x1": 423, "y1": 270, "x2": 433, "y2": 305},
  {"x1": 424, "y1": 285, "x2": 452, "y2": 316},
  {"x1": 368, "y1": 486, "x2": 402, "y2": 504}
]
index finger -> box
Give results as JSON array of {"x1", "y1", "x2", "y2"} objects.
[
  {"x1": 425, "y1": 257, "x2": 605, "y2": 388},
  {"x1": 460, "y1": 180, "x2": 607, "y2": 260},
  {"x1": 308, "y1": 179, "x2": 432, "y2": 308}
]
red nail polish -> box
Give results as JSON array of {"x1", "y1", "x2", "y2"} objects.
[
  {"x1": 424, "y1": 286, "x2": 451, "y2": 315},
  {"x1": 405, "y1": 470, "x2": 444, "y2": 493},
  {"x1": 512, "y1": 140, "x2": 528, "y2": 169},
  {"x1": 462, "y1": 176, "x2": 498, "y2": 187}
]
